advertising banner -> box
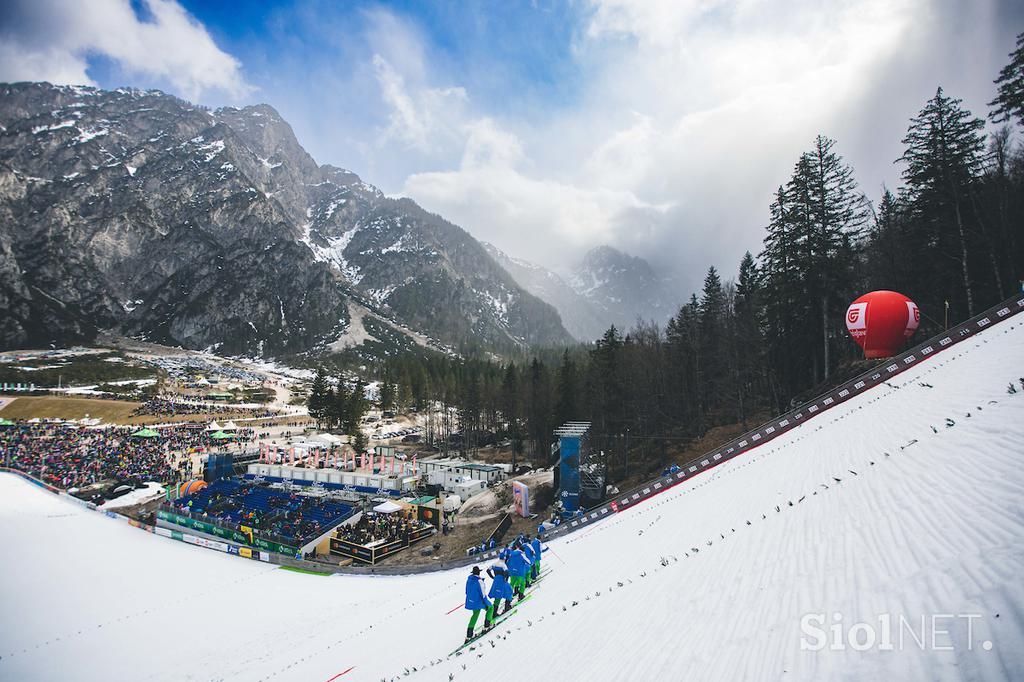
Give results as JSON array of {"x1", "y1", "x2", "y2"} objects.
[
  {"x1": 558, "y1": 437, "x2": 581, "y2": 514},
  {"x1": 512, "y1": 481, "x2": 530, "y2": 517},
  {"x1": 416, "y1": 504, "x2": 441, "y2": 530}
]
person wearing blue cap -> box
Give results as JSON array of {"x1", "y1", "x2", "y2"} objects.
[{"x1": 464, "y1": 565, "x2": 492, "y2": 642}]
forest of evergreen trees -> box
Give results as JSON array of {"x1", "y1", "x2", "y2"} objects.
[{"x1": 317, "y1": 34, "x2": 1024, "y2": 484}]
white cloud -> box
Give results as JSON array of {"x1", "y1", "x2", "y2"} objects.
[
  {"x1": 387, "y1": 0, "x2": 1009, "y2": 292},
  {"x1": 403, "y1": 115, "x2": 671, "y2": 263},
  {"x1": 0, "y1": 0, "x2": 250, "y2": 101},
  {"x1": 372, "y1": 53, "x2": 467, "y2": 153}
]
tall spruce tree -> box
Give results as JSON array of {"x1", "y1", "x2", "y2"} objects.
[
  {"x1": 899, "y1": 87, "x2": 987, "y2": 316},
  {"x1": 330, "y1": 379, "x2": 349, "y2": 431},
  {"x1": 501, "y1": 363, "x2": 521, "y2": 469},
  {"x1": 308, "y1": 367, "x2": 329, "y2": 429},
  {"x1": 734, "y1": 252, "x2": 764, "y2": 425},
  {"x1": 554, "y1": 350, "x2": 580, "y2": 427},
  {"x1": 699, "y1": 267, "x2": 726, "y2": 416},
  {"x1": 788, "y1": 136, "x2": 867, "y2": 381},
  {"x1": 760, "y1": 184, "x2": 805, "y2": 404},
  {"x1": 990, "y1": 32, "x2": 1024, "y2": 128}
]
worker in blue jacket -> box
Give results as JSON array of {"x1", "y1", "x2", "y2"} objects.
[
  {"x1": 521, "y1": 540, "x2": 536, "y2": 587},
  {"x1": 464, "y1": 565, "x2": 492, "y2": 642},
  {"x1": 486, "y1": 559, "x2": 514, "y2": 617},
  {"x1": 529, "y1": 535, "x2": 543, "y2": 580},
  {"x1": 505, "y1": 542, "x2": 531, "y2": 600}
]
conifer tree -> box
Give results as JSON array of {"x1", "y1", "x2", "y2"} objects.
[
  {"x1": 990, "y1": 32, "x2": 1024, "y2": 128},
  {"x1": 307, "y1": 367, "x2": 329, "y2": 429},
  {"x1": 899, "y1": 87, "x2": 986, "y2": 316}
]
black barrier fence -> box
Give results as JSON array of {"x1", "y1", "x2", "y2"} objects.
[{"x1": 528, "y1": 293, "x2": 1024, "y2": 546}]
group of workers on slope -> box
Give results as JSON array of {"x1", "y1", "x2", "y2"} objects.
[{"x1": 463, "y1": 533, "x2": 544, "y2": 642}]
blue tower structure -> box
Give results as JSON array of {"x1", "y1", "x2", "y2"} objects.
[{"x1": 554, "y1": 422, "x2": 592, "y2": 518}]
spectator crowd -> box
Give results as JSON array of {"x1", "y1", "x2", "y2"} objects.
[
  {"x1": 132, "y1": 396, "x2": 274, "y2": 418},
  {"x1": 335, "y1": 509, "x2": 425, "y2": 547},
  {"x1": 0, "y1": 420, "x2": 244, "y2": 490}
]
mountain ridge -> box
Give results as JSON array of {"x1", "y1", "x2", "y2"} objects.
[{"x1": 0, "y1": 82, "x2": 573, "y2": 357}]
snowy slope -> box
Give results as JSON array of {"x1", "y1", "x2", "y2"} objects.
[{"x1": 2, "y1": 320, "x2": 1024, "y2": 681}]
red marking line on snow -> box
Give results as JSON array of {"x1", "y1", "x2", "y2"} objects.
[
  {"x1": 445, "y1": 603, "x2": 462, "y2": 615},
  {"x1": 325, "y1": 667, "x2": 355, "y2": 681}
]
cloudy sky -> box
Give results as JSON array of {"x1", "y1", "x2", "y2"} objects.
[{"x1": 1, "y1": 0, "x2": 1021, "y2": 295}]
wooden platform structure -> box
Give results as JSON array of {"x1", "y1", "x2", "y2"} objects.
[{"x1": 329, "y1": 522, "x2": 435, "y2": 565}]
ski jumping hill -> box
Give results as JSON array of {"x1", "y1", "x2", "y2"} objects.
[{"x1": 2, "y1": 317, "x2": 1024, "y2": 681}]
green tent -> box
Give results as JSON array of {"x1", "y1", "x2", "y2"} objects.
[
  {"x1": 210, "y1": 430, "x2": 234, "y2": 440},
  {"x1": 0, "y1": 418, "x2": 15, "y2": 426},
  {"x1": 131, "y1": 428, "x2": 160, "y2": 438}
]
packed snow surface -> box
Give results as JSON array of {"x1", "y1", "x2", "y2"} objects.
[{"x1": 2, "y1": 322, "x2": 1024, "y2": 681}]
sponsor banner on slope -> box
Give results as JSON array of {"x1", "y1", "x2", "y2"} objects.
[{"x1": 182, "y1": 534, "x2": 229, "y2": 553}]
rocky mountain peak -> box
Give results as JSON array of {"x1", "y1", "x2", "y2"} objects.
[
  {"x1": 0, "y1": 81, "x2": 572, "y2": 357},
  {"x1": 569, "y1": 245, "x2": 679, "y2": 330}
]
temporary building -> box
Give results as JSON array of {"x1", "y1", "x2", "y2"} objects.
[
  {"x1": 130, "y1": 428, "x2": 160, "y2": 438},
  {"x1": 206, "y1": 421, "x2": 223, "y2": 432},
  {"x1": 221, "y1": 421, "x2": 238, "y2": 432},
  {"x1": 210, "y1": 431, "x2": 233, "y2": 440}
]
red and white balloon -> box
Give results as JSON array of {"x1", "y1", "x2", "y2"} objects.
[{"x1": 845, "y1": 290, "x2": 920, "y2": 359}]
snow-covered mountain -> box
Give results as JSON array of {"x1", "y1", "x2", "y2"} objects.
[
  {"x1": 0, "y1": 82, "x2": 572, "y2": 357},
  {"x1": 4, "y1": 301, "x2": 1022, "y2": 680},
  {"x1": 569, "y1": 245, "x2": 680, "y2": 332},
  {"x1": 483, "y1": 242, "x2": 609, "y2": 341}
]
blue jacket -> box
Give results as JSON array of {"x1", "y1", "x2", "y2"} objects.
[
  {"x1": 530, "y1": 538, "x2": 542, "y2": 562},
  {"x1": 506, "y1": 548, "x2": 531, "y2": 577},
  {"x1": 487, "y1": 563, "x2": 513, "y2": 600},
  {"x1": 465, "y1": 574, "x2": 490, "y2": 610},
  {"x1": 522, "y1": 543, "x2": 536, "y2": 563}
]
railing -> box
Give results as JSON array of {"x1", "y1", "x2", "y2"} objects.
[{"x1": 157, "y1": 503, "x2": 300, "y2": 552}]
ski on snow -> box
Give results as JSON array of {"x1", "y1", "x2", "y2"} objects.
[
  {"x1": 449, "y1": 570, "x2": 550, "y2": 655},
  {"x1": 450, "y1": 594, "x2": 534, "y2": 656}
]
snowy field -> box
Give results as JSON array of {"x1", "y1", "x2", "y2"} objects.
[{"x1": 2, "y1": 319, "x2": 1024, "y2": 681}]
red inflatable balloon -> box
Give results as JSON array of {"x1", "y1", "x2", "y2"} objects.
[{"x1": 845, "y1": 291, "x2": 920, "y2": 359}]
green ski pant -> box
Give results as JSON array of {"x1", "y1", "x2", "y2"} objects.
[
  {"x1": 486, "y1": 601, "x2": 498, "y2": 621},
  {"x1": 510, "y1": 575, "x2": 525, "y2": 594},
  {"x1": 468, "y1": 609, "x2": 484, "y2": 630}
]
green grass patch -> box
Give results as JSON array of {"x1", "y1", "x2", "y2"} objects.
[{"x1": 279, "y1": 565, "x2": 331, "y2": 576}]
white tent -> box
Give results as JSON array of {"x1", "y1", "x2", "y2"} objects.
[
  {"x1": 221, "y1": 421, "x2": 238, "y2": 431},
  {"x1": 206, "y1": 421, "x2": 223, "y2": 432},
  {"x1": 196, "y1": 377, "x2": 211, "y2": 386},
  {"x1": 372, "y1": 500, "x2": 403, "y2": 514},
  {"x1": 310, "y1": 433, "x2": 343, "y2": 445}
]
